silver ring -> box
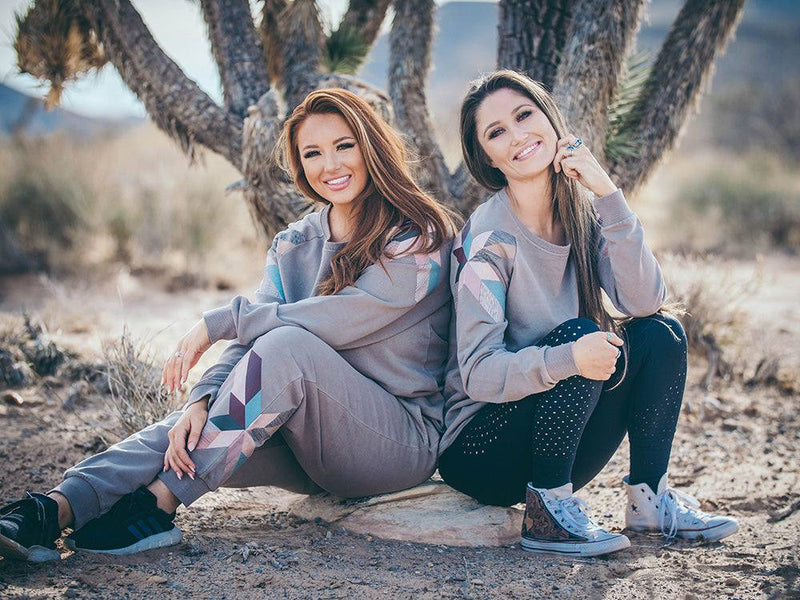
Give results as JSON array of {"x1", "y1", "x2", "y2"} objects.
[
  {"x1": 173, "y1": 351, "x2": 184, "y2": 358},
  {"x1": 566, "y1": 137, "x2": 583, "y2": 151},
  {"x1": 615, "y1": 348, "x2": 621, "y2": 359}
]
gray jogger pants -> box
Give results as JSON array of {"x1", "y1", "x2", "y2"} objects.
[{"x1": 53, "y1": 327, "x2": 439, "y2": 530}]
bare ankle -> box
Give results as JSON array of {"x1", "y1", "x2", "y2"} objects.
[
  {"x1": 147, "y1": 479, "x2": 181, "y2": 514},
  {"x1": 47, "y1": 492, "x2": 74, "y2": 530}
]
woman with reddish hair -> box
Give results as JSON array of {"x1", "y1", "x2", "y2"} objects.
[{"x1": 0, "y1": 88, "x2": 457, "y2": 561}]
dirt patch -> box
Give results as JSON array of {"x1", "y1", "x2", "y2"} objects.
[{"x1": 1, "y1": 259, "x2": 799, "y2": 599}]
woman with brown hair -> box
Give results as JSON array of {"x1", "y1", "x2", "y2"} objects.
[
  {"x1": 439, "y1": 70, "x2": 737, "y2": 557},
  {"x1": 0, "y1": 88, "x2": 457, "y2": 561}
]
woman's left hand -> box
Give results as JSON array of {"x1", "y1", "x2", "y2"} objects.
[
  {"x1": 161, "y1": 319, "x2": 212, "y2": 394},
  {"x1": 553, "y1": 135, "x2": 618, "y2": 198}
]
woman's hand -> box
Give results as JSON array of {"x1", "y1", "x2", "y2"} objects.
[
  {"x1": 553, "y1": 135, "x2": 618, "y2": 198},
  {"x1": 164, "y1": 400, "x2": 209, "y2": 479},
  {"x1": 161, "y1": 319, "x2": 212, "y2": 394},
  {"x1": 572, "y1": 331, "x2": 624, "y2": 381}
]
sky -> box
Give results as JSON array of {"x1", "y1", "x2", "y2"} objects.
[{"x1": 0, "y1": 0, "x2": 358, "y2": 117}]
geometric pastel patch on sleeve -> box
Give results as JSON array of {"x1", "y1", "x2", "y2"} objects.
[
  {"x1": 385, "y1": 225, "x2": 444, "y2": 302},
  {"x1": 453, "y1": 228, "x2": 516, "y2": 323},
  {"x1": 257, "y1": 228, "x2": 306, "y2": 304}
]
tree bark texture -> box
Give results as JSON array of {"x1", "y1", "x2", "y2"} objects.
[
  {"x1": 259, "y1": 0, "x2": 288, "y2": 85},
  {"x1": 200, "y1": 0, "x2": 270, "y2": 118},
  {"x1": 242, "y1": 91, "x2": 309, "y2": 237},
  {"x1": 339, "y1": 0, "x2": 392, "y2": 47},
  {"x1": 388, "y1": 0, "x2": 453, "y2": 205},
  {"x1": 609, "y1": 0, "x2": 746, "y2": 193},
  {"x1": 497, "y1": 0, "x2": 574, "y2": 90},
  {"x1": 77, "y1": 0, "x2": 243, "y2": 168},
  {"x1": 553, "y1": 0, "x2": 645, "y2": 162},
  {"x1": 280, "y1": 0, "x2": 325, "y2": 112}
]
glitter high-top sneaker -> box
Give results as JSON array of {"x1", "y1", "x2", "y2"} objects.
[
  {"x1": 624, "y1": 474, "x2": 739, "y2": 542},
  {"x1": 520, "y1": 483, "x2": 630, "y2": 557}
]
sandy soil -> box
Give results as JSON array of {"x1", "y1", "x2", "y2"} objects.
[{"x1": 0, "y1": 258, "x2": 798, "y2": 599}]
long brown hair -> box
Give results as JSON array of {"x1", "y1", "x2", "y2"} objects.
[
  {"x1": 276, "y1": 88, "x2": 457, "y2": 295},
  {"x1": 460, "y1": 69, "x2": 611, "y2": 330}
]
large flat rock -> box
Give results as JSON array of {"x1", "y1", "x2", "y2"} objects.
[{"x1": 288, "y1": 480, "x2": 523, "y2": 547}]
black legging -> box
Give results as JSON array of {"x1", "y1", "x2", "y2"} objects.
[{"x1": 439, "y1": 314, "x2": 687, "y2": 507}]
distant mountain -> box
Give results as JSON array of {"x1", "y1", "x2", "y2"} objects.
[{"x1": 0, "y1": 83, "x2": 141, "y2": 138}]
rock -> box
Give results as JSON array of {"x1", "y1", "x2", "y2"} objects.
[
  {"x1": 724, "y1": 577, "x2": 741, "y2": 587},
  {"x1": 147, "y1": 575, "x2": 168, "y2": 585},
  {"x1": 2, "y1": 391, "x2": 24, "y2": 406},
  {"x1": 288, "y1": 480, "x2": 523, "y2": 547}
]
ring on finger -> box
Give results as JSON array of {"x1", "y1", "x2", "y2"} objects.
[
  {"x1": 566, "y1": 137, "x2": 583, "y2": 151},
  {"x1": 173, "y1": 351, "x2": 184, "y2": 358},
  {"x1": 606, "y1": 332, "x2": 613, "y2": 342}
]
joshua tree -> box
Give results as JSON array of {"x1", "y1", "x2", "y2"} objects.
[{"x1": 14, "y1": 0, "x2": 745, "y2": 237}]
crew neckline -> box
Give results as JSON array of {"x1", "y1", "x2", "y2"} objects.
[
  {"x1": 498, "y1": 188, "x2": 571, "y2": 256},
  {"x1": 318, "y1": 204, "x2": 347, "y2": 247}
]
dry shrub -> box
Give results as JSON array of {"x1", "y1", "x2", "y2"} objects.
[
  {"x1": 100, "y1": 327, "x2": 181, "y2": 440},
  {"x1": 660, "y1": 254, "x2": 759, "y2": 389},
  {"x1": 0, "y1": 124, "x2": 257, "y2": 286},
  {"x1": 669, "y1": 156, "x2": 800, "y2": 256},
  {"x1": 0, "y1": 141, "x2": 94, "y2": 274}
]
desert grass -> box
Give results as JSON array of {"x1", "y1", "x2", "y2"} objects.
[
  {"x1": 99, "y1": 326, "x2": 181, "y2": 441},
  {"x1": 0, "y1": 124, "x2": 261, "y2": 285},
  {"x1": 637, "y1": 152, "x2": 800, "y2": 257}
]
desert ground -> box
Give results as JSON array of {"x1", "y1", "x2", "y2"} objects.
[{"x1": 1, "y1": 124, "x2": 799, "y2": 598}]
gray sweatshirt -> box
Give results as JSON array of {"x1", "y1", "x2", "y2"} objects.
[
  {"x1": 187, "y1": 205, "x2": 452, "y2": 439},
  {"x1": 439, "y1": 188, "x2": 666, "y2": 452}
]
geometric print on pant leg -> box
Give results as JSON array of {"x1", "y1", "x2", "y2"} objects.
[{"x1": 193, "y1": 350, "x2": 286, "y2": 489}]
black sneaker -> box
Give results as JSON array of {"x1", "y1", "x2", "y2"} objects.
[
  {"x1": 0, "y1": 492, "x2": 62, "y2": 562},
  {"x1": 66, "y1": 487, "x2": 182, "y2": 555}
]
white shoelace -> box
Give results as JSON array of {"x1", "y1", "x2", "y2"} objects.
[
  {"x1": 658, "y1": 488, "x2": 704, "y2": 540},
  {"x1": 559, "y1": 496, "x2": 600, "y2": 534}
]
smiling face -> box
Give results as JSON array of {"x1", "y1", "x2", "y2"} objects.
[
  {"x1": 474, "y1": 87, "x2": 559, "y2": 185},
  {"x1": 296, "y1": 112, "x2": 369, "y2": 210}
]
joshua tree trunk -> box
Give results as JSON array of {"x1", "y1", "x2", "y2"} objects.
[{"x1": 15, "y1": 0, "x2": 746, "y2": 237}]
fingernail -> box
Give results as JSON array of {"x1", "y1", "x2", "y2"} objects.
[
  {"x1": 188, "y1": 472, "x2": 195, "y2": 480},
  {"x1": 188, "y1": 442, "x2": 196, "y2": 452},
  {"x1": 163, "y1": 466, "x2": 167, "y2": 472},
  {"x1": 177, "y1": 472, "x2": 182, "y2": 480},
  {"x1": 189, "y1": 464, "x2": 196, "y2": 472}
]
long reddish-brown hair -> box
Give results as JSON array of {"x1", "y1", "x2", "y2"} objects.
[{"x1": 276, "y1": 88, "x2": 457, "y2": 295}]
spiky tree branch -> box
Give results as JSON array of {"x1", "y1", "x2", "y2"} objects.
[
  {"x1": 339, "y1": 0, "x2": 391, "y2": 48},
  {"x1": 76, "y1": 0, "x2": 243, "y2": 167},
  {"x1": 610, "y1": 0, "x2": 746, "y2": 193},
  {"x1": 281, "y1": 0, "x2": 325, "y2": 111},
  {"x1": 497, "y1": 0, "x2": 575, "y2": 90},
  {"x1": 199, "y1": 0, "x2": 270, "y2": 118},
  {"x1": 389, "y1": 0, "x2": 452, "y2": 204},
  {"x1": 553, "y1": 0, "x2": 645, "y2": 162},
  {"x1": 259, "y1": 0, "x2": 288, "y2": 85}
]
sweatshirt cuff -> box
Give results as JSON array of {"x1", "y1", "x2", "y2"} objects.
[
  {"x1": 594, "y1": 189, "x2": 633, "y2": 226},
  {"x1": 183, "y1": 383, "x2": 217, "y2": 410},
  {"x1": 203, "y1": 305, "x2": 237, "y2": 343},
  {"x1": 544, "y1": 342, "x2": 581, "y2": 382}
]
